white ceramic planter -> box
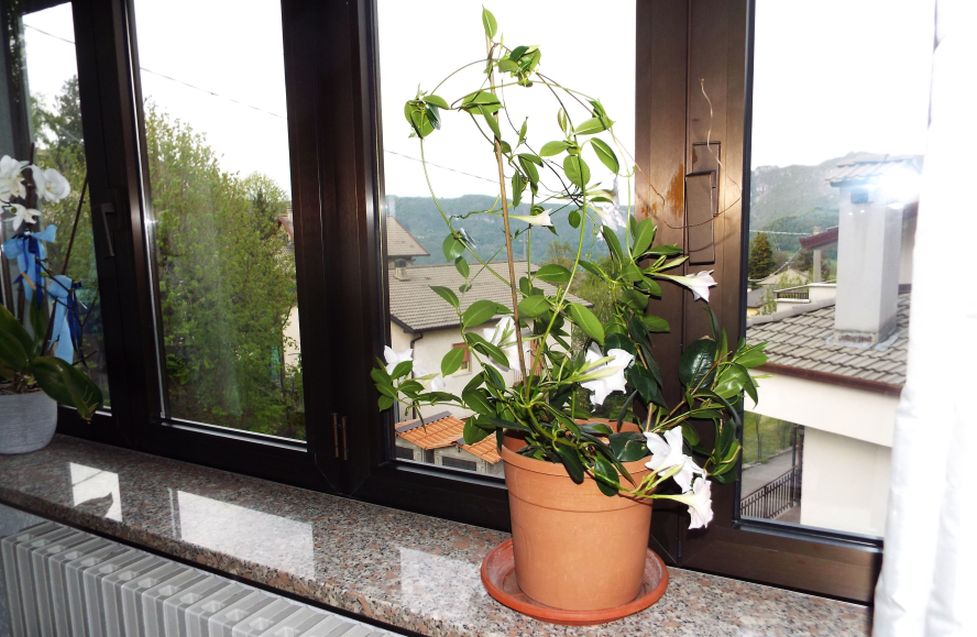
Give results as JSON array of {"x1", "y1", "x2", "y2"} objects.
[{"x1": 0, "y1": 391, "x2": 58, "y2": 454}]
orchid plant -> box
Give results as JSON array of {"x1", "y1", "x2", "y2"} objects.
[
  {"x1": 0, "y1": 154, "x2": 103, "y2": 420},
  {"x1": 371, "y1": 9, "x2": 766, "y2": 528}
]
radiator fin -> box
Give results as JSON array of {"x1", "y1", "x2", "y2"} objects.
[{"x1": 1, "y1": 521, "x2": 398, "y2": 636}]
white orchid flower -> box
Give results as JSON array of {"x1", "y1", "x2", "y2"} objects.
[
  {"x1": 644, "y1": 428, "x2": 705, "y2": 492},
  {"x1": 670, "y1": 477, "x2": 714, "y2": 529},
  {"x1": 34, "y1": 167, "x2": 71, "y2": 202},
  {"x1": 482, "y1": 315, "x2": 520, "y2": 372},
  {"x1": 383, "y1": 345, "x2": 413, "y2": 374},
  {"x1": 8, "y1": 203, "x2": 40, "y2": 231},
  {"x1": 662, "y1": 270, "x2": 716, "y2": 302},
  {"x1": 0, "y1": 155, "x2": 27, "y2": 202},
  {"x1": 580, "y1": 344, "x2": 634, "y2": 406},
  {"x1": 413, "y1": 366, "x2": 446, "y2": 392},
  {"x1": 592, "y1": 202, "x2": 625, "y2": 231},
  {"x1": 510, "y1": 211, "x2": 553, "y2": 227}
]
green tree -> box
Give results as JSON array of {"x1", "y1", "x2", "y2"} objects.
[
  {"x1": 748, "y1": 232, "x2": 775, "y2": 281},
  {"x1": 145, "y1": 107, "x2": 303, "y2": 438},
  {"x1": 31, "y1": 78, "x2": 304, "y2": 438}
]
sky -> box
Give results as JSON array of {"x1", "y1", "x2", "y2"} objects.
[{"x1": 20, "y1": 0, "x2": 934, "y2": 199}]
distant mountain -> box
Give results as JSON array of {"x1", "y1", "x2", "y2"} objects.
[
  {"x1": 386, "y1": 153, "x2": 917, "y2": 265},
  {"x1": 388, "y1": 194, "x2": 612, "y2": 265}
]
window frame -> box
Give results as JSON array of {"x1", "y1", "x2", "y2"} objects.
[{"x1": 6, "y1": 0, "x2": 884, "y2": 603}]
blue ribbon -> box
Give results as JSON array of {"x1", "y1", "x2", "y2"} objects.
[
  {"x1": 47, "y1": 274, "x2": 81, "y2": 364},
  {"x1": 2, "y1": 225, "x2": 57, "y2": 306}
]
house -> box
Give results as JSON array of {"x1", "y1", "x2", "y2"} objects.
[
  {"x1": 744, "y1": 156, "x2": 920, "y2": 537},
  {"x1": 387, "y1": 257, "x2": 588, "y2": 419},
  {"x1": 393, "y1": 411, "x2": 503, "y2": 477}
]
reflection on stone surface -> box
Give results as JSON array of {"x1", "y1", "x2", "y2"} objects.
[
  {"x1": 173, "y1": 490, "x2": 315, "y2": 579},
  {"x1": 399, "y1": 546, "x2": 481, "y2": 620},
  {"x1": 0, "y1": 436, "x2": 872, "y2": 637},
  {"x1": 69, "y1": 462, "x2": 121, "y2": 521}
]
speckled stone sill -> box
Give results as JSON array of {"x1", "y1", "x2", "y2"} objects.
[{"x1": 0, "y1": 435, "x2": 871, "y2": 636}]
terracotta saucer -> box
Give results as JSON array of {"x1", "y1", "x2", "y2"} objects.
[{"x1": 480, "y1": 539, "x2": 669, "y2": 626}]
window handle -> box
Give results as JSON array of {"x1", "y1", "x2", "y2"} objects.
[
  {"x1": 331, "y1": 413, "x2": 349, "y2": 460},
  {"x1": 98, "y1": 202, "x2": 116, "y2": 258}
]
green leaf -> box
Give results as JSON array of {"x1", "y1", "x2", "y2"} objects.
[
  {"x1": 518, "y1": 118, "x2": 528, "y2": 145},
  {"x1": 0, "y1": 304, "x2": 34, "y2": 365},
  {"x1": 626, "y1": 366, "x2": 665, "y2": 407},
  {"x1": 593, "y1": 454, "x2": 620, "y2": 494},
  {"x1": 567, "y1": 209, "x2": 581, "y2": 228},
  {"x1": 484, "y1": 112, "x2": 503, "y2": 141},
  {"x1": 563, "y1": 155, "x2": 590, "y2": 189},
  {"x1": 463, "y1": 387, "x2": 495, "y2": 416},
  {"x1": 590, "y1": 138, "x2": 620, "y2": 174},
  {"x1": 29, "y1": 357, "x2": 103, "y2": 421},
  {"x1": 518, "y1": 295, "x2": 549, "y2": 318},
  {"x1": 554, "y1": 444, "x2": 585, "y2": 483},
  {"x1": 735, "y1": 343, "x2": 768, "y2": 369},
  {"x1": 454, "y1": 256, "x2": 470, "y2": 278},
  {"x1": 430, "y1": 285, "x2": 460, "y2": 308},
  {"x1": 391, "y1": 360, "x2": 413, "y2": 379},
  {"x1": 540, "y1": 140, "x2": 570, "y2": 156},
  {"x1": 646, "y1": 244, "x2": 683, "y2": 256},
  {"x1": 608, "y1": 431, "x2": 649, "y2": 462},
  {"x1": 481, "y1": 6, "x2": 498, "y2": 39},
  {"x1": 469, "y1": 335, "x2": 510, "y2": 368},
  {"x1": 441, "y1": 347, "x2": 466, "y2": 376},
  {"x1": 601, "y1": 226, "x2": 623, "y2": 263},
  {"x1": 557, "y1": 107, "x2": 568, "y2": 133},
  {"x1": 534, "y1": 264, "x2": 572, "y2": 285},
  {"x1": 568, "y1": 303, "x2": 604, "y2": 345},
  {"x1": 679, "y1": 338, "x2": 718, "y2": 388},
  {"x1": 511, "y1": 172, "x2": 526, "y2": 207},
  {"x1": 715, "y1": 362, "x2": 757, "y2": 403},
  {"x1": 574, "y1": 117, "x2": 607, "y2": 135},
  {"x1": 631, "y1": 218, "x2": 656, "y2": 256},
  {"x1": 464, "y1": 417, "x2": 492, "y2": 444},
  {"x1": 442, "y1": 235, "x2": 465, "y2": 260},
  {"x1": 462, "y1": 300, "x2": 508, "y2": 328},
  {"x1": 517, "y1": 155, "x2": 540, "y2": 185},
  {"x1": 580, "y1": 422, "x2": 613, "y2": 436},
  {"x1": 640, "y1": 314, "x2": 670, "y2": 333},
  {"x1": 423, "y1": 94, "x2": 450, "y2": 109},
  {"x1": 377, "y1": 395, "x2": 394, "y2": 410}
]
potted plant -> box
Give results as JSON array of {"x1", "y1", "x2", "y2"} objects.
[
  {"x1": 371, "y1": 9, "x2": 766, "y2": 622},
  {"x1": 0, "y1": 155, "x2": 103, "y2": 453}
]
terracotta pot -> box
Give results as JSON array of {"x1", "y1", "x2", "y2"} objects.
[{"x1": 500, "y1": 419, "x2": 653, "y2": 611}]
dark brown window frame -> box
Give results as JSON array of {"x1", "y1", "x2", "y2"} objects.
[{"x1": 3, "y1": 0, "x2": 881, "y2": 603}]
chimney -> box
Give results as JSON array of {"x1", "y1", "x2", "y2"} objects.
[
  {"x1": 393, "y1": 258, "x2": 409, "y2": 281},
  {"x1": 829, "y1": 158, "x2": 918, "y2": 346}
]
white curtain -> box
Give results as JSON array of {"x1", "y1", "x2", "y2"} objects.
[{"x1": 873, "y1": 1, "x2": 977, "y2": 635}]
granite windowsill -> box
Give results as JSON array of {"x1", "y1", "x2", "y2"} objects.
[{"x1": 0, "y1": 435, "x2": 871, "y2": 636}]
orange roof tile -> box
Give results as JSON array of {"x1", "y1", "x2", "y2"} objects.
[
  {"x1": 395, "y1": 412, "x2": 502, "y2": 464},
  {"x1": 460, "y1": 435, "x2": 501, "y2": 465},
  {"x1": 395, "y1": 413, "x2": 465, "y2": 450}
]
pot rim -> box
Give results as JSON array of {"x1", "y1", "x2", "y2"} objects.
[{"x1": 500, "y1": 421, "x2": 650, "y2": 480}]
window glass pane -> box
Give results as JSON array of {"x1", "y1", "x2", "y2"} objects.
[
  {"x1": 743, "y1": 0, "x2": 933, "y2": 536},
  {"x1": 1, "y1": 3, "x2": 110, "y2": 402},
  {"x1": 377, "y1": 0, "x2": 634, "y2": 474},
  {"x1": 132, "y1": 0, "x2": 304, "y2": 439}
]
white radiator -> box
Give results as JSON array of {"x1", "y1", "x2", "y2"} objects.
[{"x1": 1, "y1": 520, "x2": 398, "y2": 637}]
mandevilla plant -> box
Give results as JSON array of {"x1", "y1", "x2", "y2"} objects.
[{"x1": 372, "y1": 8, "x2": 766, "y2": 528}]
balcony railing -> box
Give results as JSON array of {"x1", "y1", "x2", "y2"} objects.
[{"x1": 741, "y1": 464, "x2": 802, "y2": 520}]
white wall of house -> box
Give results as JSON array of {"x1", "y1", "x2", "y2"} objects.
[
  {"x1": 283, "y1": 306, "x2": 301, "y2": 368},
  {"x1": 800, "y1": 428, "x2": 891, "y2": 536},
  {"x1": 746, "y1": 371, "x2": 897, "y2": 537},
  {"x1": 391, "y1": 321, "x2": 525, "y2": 419}
]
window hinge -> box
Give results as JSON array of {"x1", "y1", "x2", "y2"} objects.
[{"x1": 331, "y1": 413, "x2": 349, "y2": 460}]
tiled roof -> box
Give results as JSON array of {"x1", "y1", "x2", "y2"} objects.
[
  {"x1": 746, "y1": 293, "x2": 909, "y2": 387},
  {"x1": 394, "y1": 412, "x2": 501, "y2": 464},
  {"x1": 799, "y1": 226, "x2": 839, "y2": 250},
  {"x1": 388, "y1": 261, "x2": 587, "y2": 332},
  {"x1": 386, "y1": 218, "x2": 429, "y2": 259}
]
